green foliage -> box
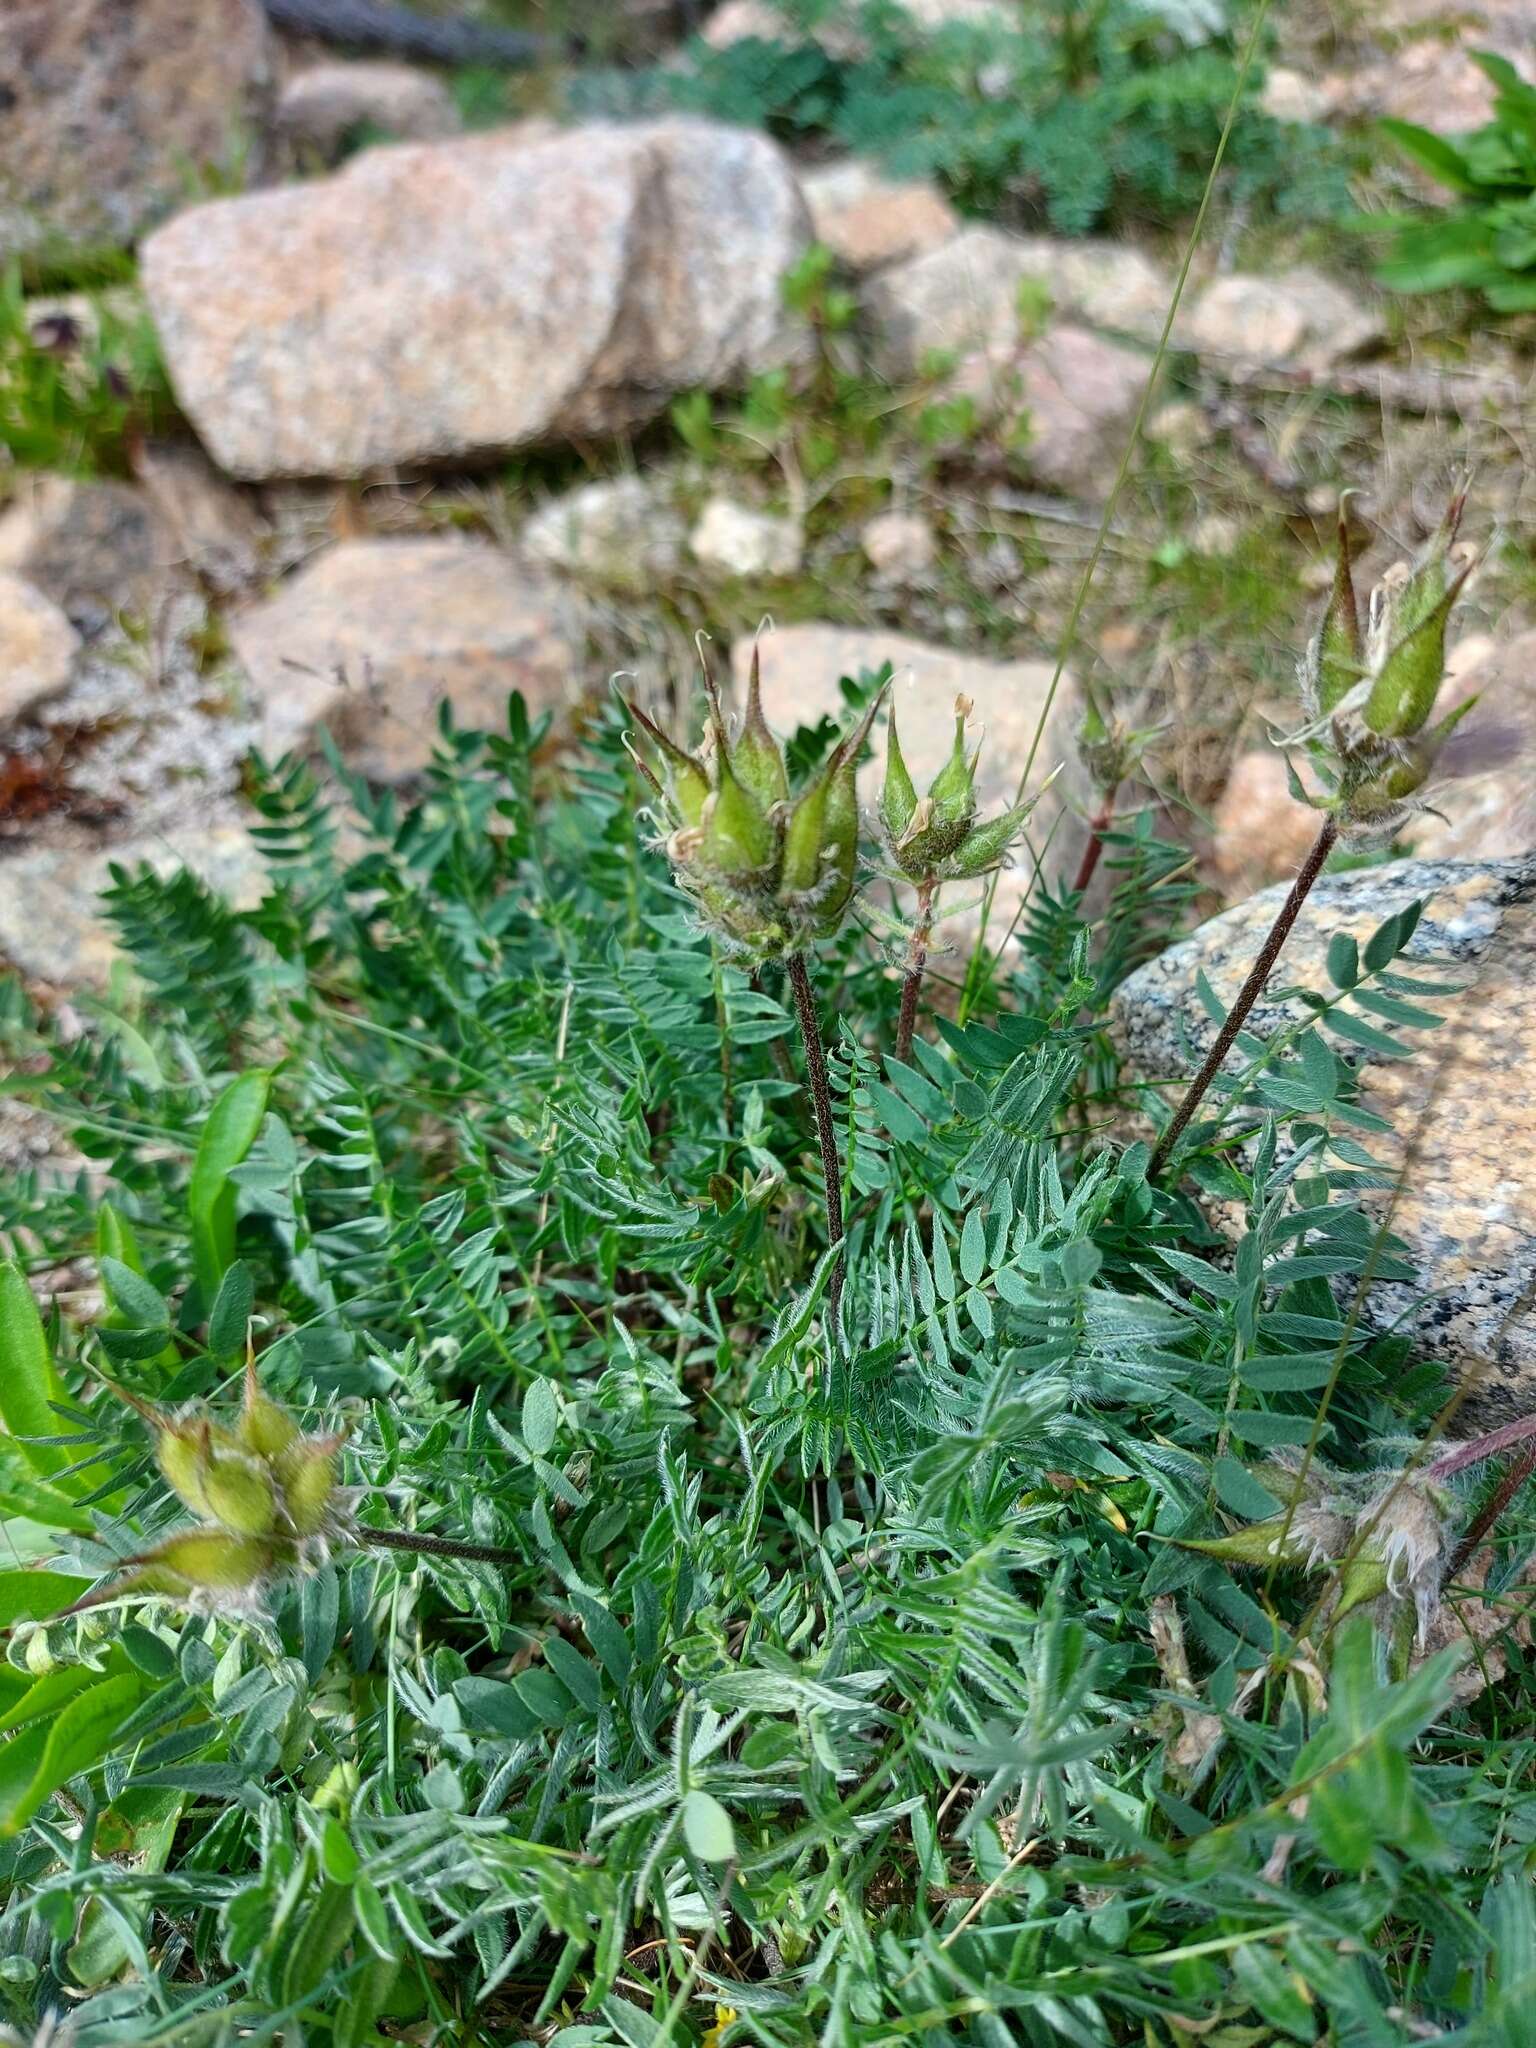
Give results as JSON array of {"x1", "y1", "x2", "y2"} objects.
[
  {"x1": 0, "y1": 266, "x2": 176, "y2": 479},
  {"x1": 587, "y1": 0, "x2": 1351, "y2": 235},
  {"x1": 1373, "y1": 51, "x2": 1536, "y2": 311},
  {"x1": 0, "y1": 698, "x2": 1527, "y2": 2043}
]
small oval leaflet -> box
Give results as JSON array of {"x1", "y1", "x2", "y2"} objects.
[
  {"x1": 522, "y1": 1377, "x2": 559, "y2": 1458},
  {"x1": 682, "y1": 1788, "x2": 736, "y2": 1864}
]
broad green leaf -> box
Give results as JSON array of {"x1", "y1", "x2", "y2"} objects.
[
  {"x1": 99, "y1": 1257, "x2": 170, "y2": 1332},
  {"x1": 0, "y1": 1664, "x2": 96, "y2": 1737},
  {"x1": 207, "y1": 1260, "x2": 255, "y2": 1357},
  {"x1": 0, "y1": 1569, "x2": 92, "y2": 1628},
  {"x1": 0, "y1": 1673, "x2": 140, "y2": 1835},
  {"x1": 0, "y1": 1260, "x2": 68, "y2": 1478},
  {"x1": 1378, "y1": 118, "x2": 1478, "y2": 192},
  {"x1": 189, "y1": 1072, "x2": 272, "y2": 1301},
  {"x1": 1325, "y1": 931, "x2": 1358, "y2": 989},
  {"x1": 681, "y1": 1788, "x2": 736, "y2": 1864}
]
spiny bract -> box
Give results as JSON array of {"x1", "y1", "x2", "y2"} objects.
[
  {"x1": 1290, "y1": 490, "x2": 1481, "y2": 846},
  {"x1": 880, "y1": 692, "x2": 1053, "y2": 883},
  {"x1": 83, "y1": 1363, "x2": 349, "y2": 1612},
  {"x1": 621, "y1": 650, "x2": 886, "y2": 963}
]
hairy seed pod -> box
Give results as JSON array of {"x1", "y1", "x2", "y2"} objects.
[
  {"x1": 733, "y1": 647, "x2": 790, "y2": 811},
  {"x1": 1309, "y1": 507, "x2": 1363, "y2": 717},
  {"x1": 700, "y1": 757, "x2": 777, "y2": 882},
  {"x1": 879, "y1": 706, "x2": 919, "y2": 844},
  {"x1": 922, "y1": 698, "x2": 979, "y2": 858},
  {"x1": 133, "y1": 1528, "x2": 279, "y2": 1603},
  {"x1": 1361, "y1": 563, "x2": 1473, "y2": 739}
]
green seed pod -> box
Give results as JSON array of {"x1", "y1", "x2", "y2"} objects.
[
  {"x1": 779, "y1": 767, "x2": 830, "y2": 898},
  {"x1": 156, "y1": 1422, "x2": 214, "y2": 1519},
  {"x1": 732, "y1": 646, "x2": 789, "y2": 812},
  {"x1": 812, "y1": 754, "x2": 860, "y2": 935},
  {"x1": 132, "y1": 1528, "x2": 278, "y2": 1602},
  {"x1": 1334, "y1": 1548, "x2": 1391, "y2": 1622},
  {"x1": 158, "y1": 1419, "x2": 276, "y2": 1535},
  {"x1": 1361, "y1": 563, "x2": 1471, "y2": 739},
  {"x1": 238, "y1": 1362, "x2": 300, "y2": 1461},
  {"x1": 202, "y1": 1448, "x2": 279, "y2": 1539},
  {"x1": 879, "y1": 706, "x2": 919, "y2": 845},
  {"x1": 1313, "y1": 527, "x2": 1363, "y2": 717},
  {"x1": 944, "y1": 793, "x2": 1040, "y2": 879},
  {"x1": 1179, "y1": 1517, "x2": 1314, "y2": 1568},
  {"x1": 924, "y1": 697, "x2": 979, "y2": 856},
  {"x1": 277, "y1": 1435, "x2": 342, "y2": 1540},
  {"x1": 700, "y1": 756, "x2": 776, "y2": 882}
]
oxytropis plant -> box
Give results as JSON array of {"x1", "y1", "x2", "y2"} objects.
[
  {"x1": 623, "y1": 653, "x2": 881, "y2": 1321},
  {"x1": 622, "y1": 660, "x2": 1049, "y2": 1314},
  {"x1": 1149, "y1": 493, "x2": 1481, "y2": 1178}
]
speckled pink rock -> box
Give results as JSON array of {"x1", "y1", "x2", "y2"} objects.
[
  {"x1": 1114, "y1": 855, "x2": 1536, "y2": 1421},
  {"x1": 229, "y1": 537, "x2": 582, "y2": 781},
  {"x1": 0, "y1": 0, "x2": 272, "y2": 258},
  {"x1": 141, "y1": 120, "x2": 811, "y2": 480}
]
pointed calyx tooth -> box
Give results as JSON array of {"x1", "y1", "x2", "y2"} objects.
[
  {"x1": 732, "y1": 643, "x2": 790, "y2": 810},
  {"x1": 880, "y1": 704, "x2": 919, "y2": 843},
  {"x1": 1310, "y1": 504, "x2": 1363, "y2": 717}
]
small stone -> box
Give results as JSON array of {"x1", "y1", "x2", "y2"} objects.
[
  {"x1": 1260, "y1": 66, "x2": 1329, "y2": 123},
  {"x1": 522, "y1": 475, "x2": 686, "y2": 591},
  {"x1": 228, "y1": 538, "x2": 582, "y2": 782},
  {"x1": 861, "y1": 511, "x2": 937, "y2": 582},
  {"x1": 1402, "y1": 628, "x2": 1536, "y2": 864},
  {"x1": 799, "y1": 161, "x2": 958, "y2": 274},
  {"x1": 1184, "y1": 269, "x2": 1384, "y2": 370},
  {"x1": 1319, "y1": 0, "x2": 1536, "y2": 160},
  {"x1": 701, "y1": 0, "x2": 801, "y2": 45},
  {"x1": 0, "y1": 574, "x2": 81, "y2": 726},
  {"x1": 865, "y1": 227, "x2": 1173, "y2": 376},
  {"x1": 0, "y1": 0, "x2": 272, "y2": 259},
  {"x1": 0, "y1": 821, "x2": 266, "y2": 990},
  {"x1": 141, "y1": 121, "x2": 811, "y2": 481},
  {"x1": 0, "y1": 477, "x2": 164, "y2": 637},
  {"x1": 1145, "y1": 401, "x2": 1205, "y2": 458},
  {"x1": 948, "y1": 323, "x2": 1150, "y2": 496},
  {"x1": 689, "y1": 499, "x2": 803, "y2": 580},
  {"x1": 133, "y1": 442, "x2": 268, "y2": 598},
  {"x1": 276, "y1": 61, "x2": 462, "y2": 160},
  {"x1": 1208, "y1": 749, "x2": 1323, "y2": 892},
  {"x1": 699, "y1": 0, "x2": 867, "y2": 55},
  {"x1": 1112, "y1": 855, "x2": 1536, "y2": 1421},
  {"x1": 701, "y1": 0, "x2": 1008, "y2": 44}
]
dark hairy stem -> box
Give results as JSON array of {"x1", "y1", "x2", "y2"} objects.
[
  {"x1": 895, "y1": 878, "x2": 937, "y2": 1067},
  {"x1": 360, "y1": 1527, "x2": 522, "y2": 1566},
  {"x1": 1150, "y1": 817, "x2": 1337, "y2": 1181},
  {"x1": 786, "y1": 952, "x2": 846, "y2": 1323},
  {"x1": 1072, "y1": 790, "x2": 1118, "y2": 897},
  {"x1": 1446, "y1": 1437, "x2": 1536, "y2": 1578}
]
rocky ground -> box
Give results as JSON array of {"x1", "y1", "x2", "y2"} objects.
[{"x1": 1, "y1": 0, "x2": 1534, "y2": 1394}]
